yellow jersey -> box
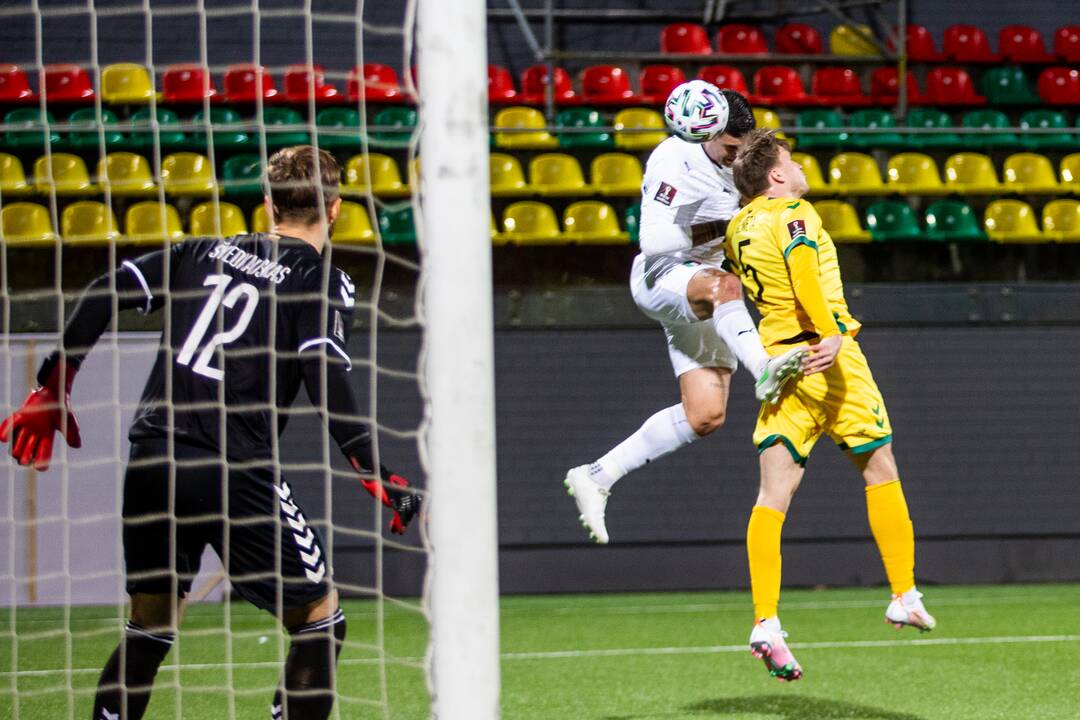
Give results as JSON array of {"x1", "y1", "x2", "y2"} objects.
[{"x1": 723, "y1": 196, "x2": 860, "y2": 348}]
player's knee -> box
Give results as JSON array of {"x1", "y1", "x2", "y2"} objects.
[
  {"x1": 705, "y1": 273, "x2": 743, "y2": 307},
  {"x1": 686, "y1": 405, "x2": 726, "y2": 436}
]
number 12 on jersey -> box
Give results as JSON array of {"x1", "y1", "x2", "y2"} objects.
[{"x1": 177, "y1": 273, "x2": 260, "y2": 381}]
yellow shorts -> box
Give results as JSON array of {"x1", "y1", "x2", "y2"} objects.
[{"x1": 753, "y1": 336, "x2": 892, "y2": 465}]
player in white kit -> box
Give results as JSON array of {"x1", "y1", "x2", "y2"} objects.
[{"x1": 564, "y1": 88, "x2": 806, "y2": 543}]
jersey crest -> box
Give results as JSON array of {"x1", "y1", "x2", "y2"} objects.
[
  {"x1": 654, "y1": 182, "x2": 678, "y2": 206},
  {"x1": 787, "y1": 219, "x2": 807, "y2": 241}
]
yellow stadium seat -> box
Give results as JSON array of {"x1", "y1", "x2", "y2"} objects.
[
  {"x1": 162, "y1": 152, "x2": 217, "y2": 196},
  {"x1": 32, "y1": 153, "x2": 96, "y2": 195},
  {"x1": 61, "y1": 201, "x2": 121, "y2": 244},
  {"x1": 1060, "y1": 153, "x2": 1080, "y2": 193},
  {"x1": 613, "y1": 108, "x2": 668, "y2": 150},
  {"x1": 501, "y1": 201, "x2": 563, "y2": 244},
  {"x1": 1041, "y1": 199, "x2": 1080, "y2": 241},
  {"x1": 828, "y1": 152, "x2": 886, "y2": 195},
  {"x1": 189, "y1": 201, "x2": 247, "y2": 237},
  {"x1": 529, "y1": 153, "x2": 590, "y2": 196},
  {"x1": 491, "y1": 212, "x2": 508, "y2": 245},
  {"x1": 125, "y1": 202, "x2": 184, "y2": 245},
  {"x1": 493, "y1": 106, "x2": 558, "y2": 150},
  {"x1": 591, "y1": 153, "x2": 643, "y2": 196},
  {"x1": 344, "y1": 153, "x2": 410, "y2": 198},
  {"x1": 815, "y1": 200, "x2": 870, "y2": 242},
  {"x1": 753, "y1": 108, "x2": 789, "y2": 143},
  {"x1": 1, "y1": 202, "x2": 56, "y2": 246},
  {"x1": 490, "y1": 153, "x2": 530, "y2": 197},
  {"x1": 886, "y1": 153, "x2": 946, "y2": 195},
  {"x1": 98, "y1": 152, "x2": 158, "y2": 197},
  {"x1": 562, "y1": 201, "x2": 628, "y2": 244},
  {"x1": 791, "y1": 152, "x2": 828, "y2": 194},
  {"x1": 0, "y1": 153, "x2": 32, "y2": 196},
  {"x1": 830, "y1": 24, "x2": 878, "y2": 56},
  {"x1": 985, "y1": 199, "x2": 1042, "y2": 243},
  {"x1": 333, "y1": 201, "x2": 376, "y2": 243},
  {"x1": 101, "y1": 63, "x2": 156, "y2": 104},
  {"x1": 1003, "y1": 153, "x2": 1059, "y2": 194},
  {"x1": 943, "y1": 153, "x2": 1001, "y2": 194},
  {"x1": 252, "y1": 204, "x2": 271, "y2": 233}
]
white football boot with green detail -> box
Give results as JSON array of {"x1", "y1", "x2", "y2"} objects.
[
  {"x1": 754, "y1": 346, "x2": 809, "y2": 404},
  {"x1": 563, "y1": 465, "x2": 610, "y2": 544}
]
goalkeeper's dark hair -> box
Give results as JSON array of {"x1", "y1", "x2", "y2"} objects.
[
  {"x1": 720, "y1": 89, "x2": 755, "y2": 137},
  {"x1": 266, "y1": 145, "x2": 341, "y2": 226}
]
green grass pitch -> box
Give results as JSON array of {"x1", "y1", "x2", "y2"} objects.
[{"x1": 2, "y1": 583, "x2": 1079, "y2": 719}]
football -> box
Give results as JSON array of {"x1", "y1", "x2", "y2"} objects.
[{"x1": 662, "y1": 79, "x2": 730, "y2": 143}]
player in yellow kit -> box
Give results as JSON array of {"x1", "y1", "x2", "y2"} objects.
[{"x1": 723, "y1": 129, "x2": 936, "y2": 682}]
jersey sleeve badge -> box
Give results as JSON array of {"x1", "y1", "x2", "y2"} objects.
[{"x1": 654, "y1": 182, "x2": 678, "y2": 206}]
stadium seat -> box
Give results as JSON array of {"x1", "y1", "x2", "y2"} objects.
[
  {"x1": 613, "y1": 108, "x2": 667, "y2": 150},
  {"x1": 66, "y1": 107, "x2": 125, "y2": 149},
  {"x1": 488, "y1": 64, "x2": 518, "y2": 104},
  {"x1": 369, "y1": 106, "x2": 416, "y2": 148},
  {"x1": 581, "y1": 65, "x2": 639, "y2": 104},
  {"x1": 661, "y1": 22, "x2": 711, "y2": 54},
  {"x1": 1, "y1": 203, "x2": 56, "y2": 245},
  {"x1": 32, "y1": 153, "x2": 96, "y2": 195},
  {"x1": 869, "y1": 68, "x2": 926, "y2": 105},
  {"x1": 998, "y1": 25, "x2": 1054, "y2": 63},
  {"x1": 0, "y1": 65, "x2": 34, "y2": 102},
  {"x1": 224, "y1": 64, "x2": 278, "y2": 102},
  {"x1": 828, "y1": 152, "x2": 887, "y2": 195},
  {"x1": 985, "y1": 199, "x2": 1042, "y2": 242},
  {"x1": 284, "y1": 64, "x2": 341, "y2": 103},
  {"x1": 886, "y1": 153, "x2": 946, "y2": 195},
  {"x1": 44, "y1": 64, "x2": 94, "y2": 102},
  {"x1": 794, "y1": 109, "x2": 847, "y2": 149},
  {"x1": 101, "y1": 63, "x2": 156, "y2": 104},
  {"x1": 162, "y1": 64, "x2": 216, "y2": 102},
  {"x1": 752, "y1": 66, "x2": 811, "y2": 105},
  {"x1": 491, "y1": 212, "x2": 507, "y2": 245},
  {"x1": 810, "y1": 67, "x2": 870, "y2": 106},
  {"x1": 345, "y1": 153, "x2": 409, "y2": 198},
  {"x1": 898, "y1": 24, "x2": 942, "y2": 62},
  {"x1": 501, "y1": 201, "x2": 563, "y2": 244},
  {"x1": 125, "y1": 202, "x2": 184, "y2": 245},
  {"x1": 331, "y1": 201, "x2": 376, "y2": 244},
  {"x1": 0, "y1": 153, "x2": 31, "y2": 196},
  {"x1": 189, "y1": 201, "x2": 248, "y2": 237},
  {"x1": 222, "y1": 155, "x2": 263, "y2": 196},
  {"x1": 716, "y1": 24, "x2": 768, "y2": 54},
  {"x1": 161, "y1": 152, "x2": 216, "y2": 196},
  {"x1": 639, "y1": 65, "x2": 686, "y2": 104},
  {"x1": 191, "y1": 106, "x2": 251, "y2": 148},
  {"x1": 97, "y1": 152, "x2": 158, "y2": 197},
  {"x1": 263, "y1": 107, "x2": 310, "y2": 146},
  {"x1": 925, "y1": 68, "x2": 985, "y2": 105},
  {"x1": 1054, "y1": 26, "x2": 1080, "y2": 62},
  {"x1": 697, "y1": 65, "x2": 748, "y2": 95},
  {"x1": 904, "y1": 108, "x2": 961, "y2": 149},
  {"x1": 752, "y1": 108, "x2": 788, "y2": 143},
  {"x1": 489, "y1": 153, "x2": 530, "y2": 197},
  {"x1": 555, "y1": 107, "x2": 612, "y2": 148},
  {"x1": 127, "y1": 107, "x2": 187, "y2": 149},
  {"x1": 3, "y1": 108, "x2": 60, "y2": 149},
  {"x1": 563, "y1": 201, "x2": 628, "y2": 244},
  {"x1": 924, "y1": 199, "x2": 986, "y2": 241},
  {"x1": 942, "y1": 24, "x2": 999, "y2": 62},
  {"x1": 830, "y1": 24, "x2": 878, "y2": 56},
  {"x1": 1037, "y1": 67, "x2": 1080, "y2": 105},
  {"x1": 252, "y1": 204, "x2": 271, "y2": 233},
  {"x1": 776, "y1": 23, "x2": 823, "y2": 55},
  {"x1": 1018, "y1": 109, "x2": 1073, "y2": 149},
  {"x1": 1003, "y1": 152, "x2": 1059, "y2": 194},
  {"x1": 1042, "y1": 199, "x2": 1080, "y2": 240},
  {"x1": 846, "y1": 109, "x2": 904, "y2": 149},
  {"x1": 625, "y1": 203, "x2": 640, "y2": 243},
  {"x1": 865, "y1": 200, "x2": 922, "y2": 241},
  {"x1": 815, "y1": 200, "x2": 869, "y2": 242},
  {"x1": 943, "y1": 152, "x2": 1002, "y2": 194},
  {"x1": 61, "y1": 201, "x2": 120, "y2": 244},
  {"x1": 347, "y1": 64, "x2": 404, "y2": 103},
  {"x1": 494, "y1": 106, "x2": 558, "y2": 149},
  {"x1": 377, "y1": 205, "x2": 416, "y2": 245},
  {"x1": 960, "y1": 109, "x2": 1020, "y2": 149},
  {"x1": 981, "y1": 66, "x2": 1040, "y2": 105},
  {"x1": 529, "y1": 153, "x2": 590, "y2": 196},
  {"x1": 519, "y1": 64, "x2": 578, "y2": 105},
  {"x1": 315, "y1": 107, "x2": 361, "y2": 149},
  {"x1": 791, "y1": 152, "x2": 828, "y2": 194},
  {"x1": 1061, "y1": 153, "x2": 1080, "y2": 192},
  {"x1": 591, "y1": 153, "x2": 643, "y2": 196}
]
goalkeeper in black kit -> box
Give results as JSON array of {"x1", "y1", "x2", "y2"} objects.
[{"x1": 0, "y1": 146, "x2": 421, "y2": 720}]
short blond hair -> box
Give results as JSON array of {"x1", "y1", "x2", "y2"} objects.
[{"x1": 732, "y1": 128, "x2": 791, "y2": 199}]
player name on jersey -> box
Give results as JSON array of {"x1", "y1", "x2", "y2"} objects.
[{"x1": 207, "y1": 241, "x2": 292, "y2": 284}]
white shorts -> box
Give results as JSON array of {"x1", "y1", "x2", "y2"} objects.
[{"x1": 630, "y1": 254, "x2": 738, "y2": 378}]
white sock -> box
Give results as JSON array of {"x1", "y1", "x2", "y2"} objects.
[
  {"x1": 588, "y1": 404, "x2": 700, "y2": 491},
  {"x1": 712, "y1": 300, "x2": 770, "y2": 380},
  {"x1": 901, "y1": 586, "x2": 923, "y2": 605},
  {"x1": 759, "y1": 616, "x2": 782, "y2": 632}
]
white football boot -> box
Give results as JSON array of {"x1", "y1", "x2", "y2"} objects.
[
  {"x1": 563, "y1": 465, "x2": 610, "y2": 544},
  {"x1": 885, "y1": 590, "x2": 937, "y2": 632},
  {"x1": 749, "y1": 617, "x2": 803, "y2": 682},
  {"x1": 754, "y1": 347, "x2": 809, "y2": 404}
]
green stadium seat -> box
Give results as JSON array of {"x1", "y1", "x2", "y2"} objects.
[
  {"x1": 1018, "y1": 110, "x2": 1073, "y2": 149},
  {"x1": 1003, "y1": 152, "x2": 1059, "y2": 194},
  {"x1": 828, "y1": 152, "x2": 887, "y2": 195},
  {"x1": 886, "y1": 153, "x2": 946, "y2": 195},
  {"x1": 529, "y1": 153, "x2": 590, "y2": 196},
  {"x1": 262, "y1": 107, "x2": 310, "y2": 147},
  {"x1": 189, "y1": 201, "x2": 248, "y2": 237},
  {"x1": 793, "y1": 109, "x2": 847, "y2": 150},
  {"x1": 960, "y1": 110, "x2": 1020, "y2": 149},
  {"x1": 377, "y1": 204, "x2": 416, "y2": 245},
  {"x1": 555, "y1": 108, "x2": 613, "y2": 148},
  {"x1": 562, "y1": 201, "x2": 628, "y2": 244},
  {"x1": 981, "y1": 66, "x2": 1039, "y2": 105},
  {"x1": 221, "y1": 155, "x2": 263, "y2": 196},
  {"x1": 985, "y1": 199, "x2": 1043, "y2": 243},
  {"x1": 904, "y1": 108, "x2": 961, "y2": 149},
  {"x1": 67, "y1": 108, "x2": 125, "y2": 149},
  {"x1": 924, "y1": 199, "x2": 986, "y2": 241},
  {"x1": 944, "y1": 152, "x2": 1002, "y2": 194},
  {"x1": 369, "y1": 106, "x2": 416, "y2": 148},
  {"x1": 1042, "y1": 199, "x2": 1080, "y2": 241},
  {"x1": 0, "y1": 153, "x2": 32, "y2": 196},
  {"x1": 865, "y1": 199, "x2": 922, "y2": 241},
  {"x1": 125, "y1": 201, "x2": 185, "y2": 246},
  {"x1": 815, "y1": 200, "x2": 870, "y2": 242},
  {"x1": 625, "y1": 203, "x2": 640, "y2": 243},
  {"x1": 501, "y1": 201, "x2": 563, "y2": 244},
  {"x1": 315, "y1": 107, "x2": 362, "y2": 149},
  {"x1": 1, "y1": 202, "x2": 57, "y2": 246},
  {"x1": 4, "y1": 108, "x2": 60, "y2": 150},
  {"x1": 490, "y1": 153, "x2": 531, "y2": 197},
  {"x1": 127, "y1": 107, "x2": 187, "y2": 150},
  {"x1": 846, "y1": 109, "x2": 905, "y2": 150},
  {"x1": 32, "y1": 153, "x2": 96, "y2": 195},
  {"x1": 191, "y1": 107, "x2": 250, "y2": 149},
  {"x1": 591, "y1": 153, "x2": 643, "y2": 197},
  {"x1": 61, "y1": 201, "x2": 121, "y2": 244}
]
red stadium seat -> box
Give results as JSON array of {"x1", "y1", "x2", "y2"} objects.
[
  {"x1": 896, "y1": 24, "x2": 942, "y2": 61},
  {"x1": 488, "y1": 64, "x2": 518, "y2": 104},
  {"x1": 1053, "y1": 26, "x2": 1080, "y2": 62},
  {"x1": 44, "y1": 64, "x2": 94, "y2": 102},
  {"x1": 347, "y1": 64, "x2": 405, "y2": 103},
  {"x1": 999, "y1": 25, "x2": 1055, "y2": 63},
  {"x1": 224, "y1": 64, "x2": 278, "y2": 103},
  {"x1": 870, "y1": 68, "x2": 927, "y2": 105},
  {"x1": 942, "y1": 24, "x2": 999, "y2": 62},
  {"x1": 162, "y1": 64, "x2": 217, "y2": 102},
  {"x1": 661, "y1": 22, "x2": 711, "y2": 54},
  {"x1": 752, "y1": 66, "x2": 810, "y2": 105},
  {"x1": 639, "y1": 65, "x2": 686, "y2": 104},
  {"x1": 716, "y1": 24, "x2": 768, "y2": 54},
  {"x1": 775, "y1": 23, "x2": 823, "y2": 55},
  {"x1": 697, "y1": 65, "x2": 748, "y2": 95},
  {"x1": 810, "y1": 67, "x2": 870, "y2": 106},
  {"x1": 580, "y1": 65, "x2": 639, "y2": 104},
  {"x1": 0, "y1": 65, "x2": 34, "y2": 102},
  {"x1": 925, "y1": 67, "x2": 985, "y2": 105},
  {"x1": 520, "y1": 65, "x2": 577, "y2": 104},
  {"x1": 283, "y1": 64, "x2": 341, "y2": 103},
  {"x1": 1037, "y1": 67, "x2": 1080, "y2": 105}
]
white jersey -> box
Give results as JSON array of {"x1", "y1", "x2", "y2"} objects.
[{"x1": 637, "y1": 136, "x2": 741, "y2": 285}]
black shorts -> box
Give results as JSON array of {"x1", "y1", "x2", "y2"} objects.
[{"x1": 122, "y1": 440, "x2": 331, "y2": 613}]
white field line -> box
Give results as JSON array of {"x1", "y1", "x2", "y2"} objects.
[{"x1": 3, "y1": 634, "x2": 1079, "y2": 680}]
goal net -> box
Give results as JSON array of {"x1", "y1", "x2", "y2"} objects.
[{"x1": 0, "y1": 0, "x2": 498, "y2": 718}]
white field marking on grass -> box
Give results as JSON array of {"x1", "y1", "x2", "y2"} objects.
[{"x1": 3, "y1": 634, "x2": 1079, "y2": 679}]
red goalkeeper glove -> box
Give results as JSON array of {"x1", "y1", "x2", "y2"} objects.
[
  {"x1": 0, "y1": 359, "x2": 82, "y2": 471},
  {"x1": 349, "y1": 458, "x2": 422, "y2": 535}
]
